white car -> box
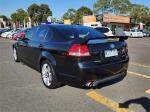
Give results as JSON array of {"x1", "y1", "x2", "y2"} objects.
[
  {"x1": 83, "y1": 22, "x2": 102, "y2": 28},
  {"x1": 8, "y1": 29, "x2": 23, "y2": 39},
  {"x1": 95, "y1": 27, "x2": 114, "y2": 36},
  {"x1": 1, "y1": 30, "x2": 16, "y2": 38},
  {"x1": 124, "y1": 29, "x2": 143, "y2": 38}
]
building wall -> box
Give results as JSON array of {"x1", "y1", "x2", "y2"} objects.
[
  {"x1": 83, "y1": 15, "x2": 96, "y2": 23},
  {"x1": 103, "y1": 14, "x2": 130, "y2": 24},
  {"x1": 0, "y1": 18, "x2": 6, "y2": 28}
]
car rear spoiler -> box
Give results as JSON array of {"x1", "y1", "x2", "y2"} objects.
[{"x1": 75, "y1": 36, "x2": 128, "y2": 44}]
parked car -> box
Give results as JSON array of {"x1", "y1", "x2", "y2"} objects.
[
  {"x1": 7, "y1": 29, "x2": 22, "y2": 39},
  {"x1": 0, "y1": 29, "x2": 12, "y2": 36},
  {"x1": 1, "y1": 29, "x2": 19, "y2": 38},
  {"x1": 12, "y1": 24, "x2": 129, "y2": 89},
  {"x1": 141, "y1": 30, "x2": 150, "y2": 37},
  {"x1": 124, "y1": 29, "x2": 143, "y2": 38},
  {"x1": 12, "y1": 28, "x2": 30, "y2": 40},
  {"x1": 95, "y1": 27, "x2": 114, "y2": 36},
  {"x1": 148, "y1": 32, "x2": 150, "y2": 37}
]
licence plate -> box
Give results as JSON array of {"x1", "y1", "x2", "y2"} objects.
[{"x1": 105, "y1": 49, "x2": 118, "y2": 58}]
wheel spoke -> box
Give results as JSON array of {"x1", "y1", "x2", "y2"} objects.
[{"x1": 42, "y1": 63, "x2": 52, "y2": 86}]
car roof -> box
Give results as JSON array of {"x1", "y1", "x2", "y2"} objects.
[{"x1": 40, "y1": 24, "x2": 90, "y2": 29}]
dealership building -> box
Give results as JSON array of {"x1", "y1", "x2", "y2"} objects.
[
  {"x1": 83, "y1": 14, "x2": 131, "y2": 32},
  {"x1": 101, "y1": 14, "x2": 130, "y2": 31}
]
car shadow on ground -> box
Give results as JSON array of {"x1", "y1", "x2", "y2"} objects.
[{"x1": 119, "y1": 97, "x2": 150, "y2": 112}]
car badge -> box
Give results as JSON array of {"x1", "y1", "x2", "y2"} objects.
[{"x1": 110, "y1": 44, "x2": 115, "y2": 49}]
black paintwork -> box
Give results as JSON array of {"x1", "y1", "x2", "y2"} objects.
[{"x1": 13, "y1": 24, "x2": 129, "y2": 86}]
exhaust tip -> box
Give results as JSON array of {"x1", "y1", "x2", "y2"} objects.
[{"x1": 85, "y1": 81, "x2": 94, "y2": 87}]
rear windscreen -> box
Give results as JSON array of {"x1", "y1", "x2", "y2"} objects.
[
  {"x1": 74, "y1": 26, "x2": 106, "y2": 39},
  {"x1": 51, "y1": 25, "x2": 105, "y2": 42},
  {"x1": 95, "y1": 27, "x2": 109, "y2": 33}
]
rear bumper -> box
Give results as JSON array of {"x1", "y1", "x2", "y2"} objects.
[
  {"x1": 91, "y1": 71, "x2": 126, "y2": 87},
  {"x1": 59, "y1": 58, "x2": 129, "y2": 86},
  {"x1": 78, "y1": 58, "x2": 129, "y2": 86}
]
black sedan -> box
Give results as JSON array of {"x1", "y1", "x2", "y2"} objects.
[{"x1": 12, "y1": 24, "x2": 129, "y2": 89}]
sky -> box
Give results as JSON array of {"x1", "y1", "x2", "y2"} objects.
[{"x1": 0, "y1": 0, "x2": 150, "y2": 18}]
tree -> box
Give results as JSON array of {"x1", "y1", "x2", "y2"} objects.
[
  {"x1": 94, "y1": 0, "x2": 111, "y2": 14},
  {"x1": 11, "y1": 9, "x2": 28, "y2": 28},
  {"x1": 75, "y1": 6, "x2": 93, "y2": 24},
  {"x1": 16, "y1": 8, "x2": 28, "y2": 26},
  {"x1": 27, "y1": 3, "x2": 52, "y2": 25},
  {"x1": 62, "y1": 8, "x2": 76, "y2": 23},
  {"x1": 38, "y1": 4, "x2": 52, "y2": 22},
  {"x1": 130, "y1": 4, "x2": 150, "y2": 24},
  {"x1": 111, "y1": 0, "x2": 131, "y2": 15},
  {"x1": 94, "y1": 0, "x2": 131, "y2": 15},
  {"x1": 27, "y1": 3, "x2": 40, "y2": 26}
]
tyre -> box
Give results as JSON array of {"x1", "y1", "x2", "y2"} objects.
[
  {"x1": 13, "y1": 48, "x2": 20, "y2": 62},
  {"x1": 6, "y1": 34, "x2": 9, "y2": 39},
  {"x1": 7, "y1": 34, "x2": 12, "y2": 39},
  {"x1": 41, "y1": 60, "x2": 61, "y2": 89}
]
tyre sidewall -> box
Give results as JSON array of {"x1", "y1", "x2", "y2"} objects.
[
  {"x1": 13, "y1": 48, "x2": 19, "y2": 62},
  {"x1": 41, "y1": 60, "x2": 59, "y2": 89}
]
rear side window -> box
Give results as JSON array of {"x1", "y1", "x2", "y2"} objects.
[{"x1": 51, "y1": 26, "x2": 75, "y2": 42}]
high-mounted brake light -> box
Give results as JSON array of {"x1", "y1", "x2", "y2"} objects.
[{"x1": 68, "y1": 44, "x2": 91, "y2": 57}]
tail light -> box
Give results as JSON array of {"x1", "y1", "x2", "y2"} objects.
[{"x1": 68, "y1": 44, "x2": 91, "y2": 57}]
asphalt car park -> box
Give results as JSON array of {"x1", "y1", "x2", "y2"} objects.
[{"x1": 0, "y1": 37, "x2": 150, "y2": 112}]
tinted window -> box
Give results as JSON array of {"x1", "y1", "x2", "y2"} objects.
[
  {"x1": 46, "y1": 28, "x2": 53, "y2": 41},
  {"x1": 36, "y1": 26, "x2": 53, "y2": 41},
  {"x1": 25, "y1": 27, "x2": 37, "y2": 40},
  {"x1": 51, "y1": 25, "x2": 75, "y2": 42},
  {"x1": 95, "y1": 27, "x2": 109, "y2": 33},
  {"x1": 37, "y1": 27, "x2": 48, "y2": 41},
  {"x1": 131, "y1": 30, "x2": 135, "y2": 32},
  {"x1": 74, "y1": 26, "x2": 105, "y2": 39}
]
